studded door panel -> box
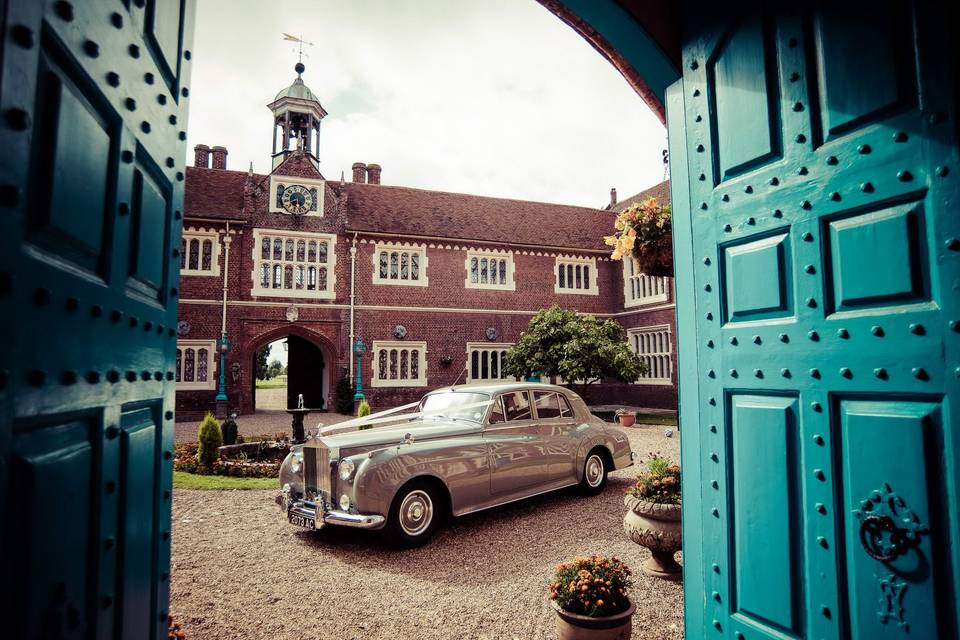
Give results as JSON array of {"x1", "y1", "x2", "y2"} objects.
[
  {"x1": 0, "y1": 1, "x2": 195, "y2": 638},
  {"x1": 675, "y1": 1, "x2": 959, "y2": 639}
]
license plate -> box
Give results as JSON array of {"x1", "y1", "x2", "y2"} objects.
[{"x1": 288, "y1": 512, "x2": 315, "y2": 529}]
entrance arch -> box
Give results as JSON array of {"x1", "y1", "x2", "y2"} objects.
[{"x1": 246, "y1": 325, "x2": 336, "y2": 414}]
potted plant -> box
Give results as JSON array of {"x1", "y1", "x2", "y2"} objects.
[
  {"x1": 604, "y1": 197, "x2": 672, "y2": 277},
  {"x1": 623, "y1": 453, "x2": 682, "y2": 580},
  {"x1": 614, "y1": 408, "x2": 636, "y2": 427},
  {"x1": 549, "y1": 555, "x2": 635, "y2": 640}
]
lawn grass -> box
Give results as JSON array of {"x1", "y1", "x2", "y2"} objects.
[
  {"x1": 173, "y1": 471, "x2": 278, "y2": 490},
  {"x1": 255, "y1": 375, "x2": 288, "y2": 389}
]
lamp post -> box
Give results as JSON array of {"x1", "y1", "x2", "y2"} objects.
[
  {"x1": 353, "y1": 336, "x2": 367, "y2": 402},
  {"x1": 215, "y1": 334, "x2": 231, "y2": 418}
]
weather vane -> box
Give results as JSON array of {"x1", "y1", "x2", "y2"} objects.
[{"x1": 282, "y1": 33, "x2": 314, "y2": 68}]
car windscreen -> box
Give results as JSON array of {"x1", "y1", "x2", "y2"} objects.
[{"x1": 420, "y1": 392, "x2": 491, "y2": 423}]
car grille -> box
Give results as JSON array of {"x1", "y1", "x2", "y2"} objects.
[{"x1": 303, "y1": 443, "x2": 331, "y2": 499}]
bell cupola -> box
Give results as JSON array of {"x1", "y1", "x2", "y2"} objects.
[{"x1": 268, "y1": 61, "x2": 327, "y2": 170}]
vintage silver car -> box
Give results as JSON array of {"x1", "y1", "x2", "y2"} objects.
[{"x1": 276, "y1": 382, "x2": 633, "y2": 546}]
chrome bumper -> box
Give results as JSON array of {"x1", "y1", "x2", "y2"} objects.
[{"x1": 276, "y1": 493, "x2": 386, "y2": 530}]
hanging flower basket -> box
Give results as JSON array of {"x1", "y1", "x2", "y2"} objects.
[{"x1": 605, "y1": 198, "x2": 673, "y2": 277}]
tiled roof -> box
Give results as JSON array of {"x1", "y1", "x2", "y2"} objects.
[
  {"x1": 609, "y1": 179, "x2": 671, "y2": 211},
  {"x1": 340, "y1": 182, "x2": 610, "y2": 250},
  {"x1": 183, "y1": 166, "x2": 613, "y2": 251},
  {"x1": 184, "y1": 166, "x2": 248, "y2": 219}
]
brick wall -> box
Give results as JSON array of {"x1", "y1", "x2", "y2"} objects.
[{"x1": 177, "y1": 165, "x2": 680, "y2": 419}]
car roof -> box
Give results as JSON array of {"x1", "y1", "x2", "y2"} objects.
[{"x1": 426, "y1": 381, "x2": 574, "y2": 396}]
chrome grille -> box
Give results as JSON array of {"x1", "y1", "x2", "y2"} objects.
[
  {"x1": 303, "y1": 443, "x2": 332, "y2": 500},
  {"x1": 316, "y1": 444, "x2": 331, "y2": 497},
  {"x1": 303, "y1": 447, "x2": 318, "y2": 494}
]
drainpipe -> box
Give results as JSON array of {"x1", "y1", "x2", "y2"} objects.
[
  {"x1": 220, "y1": 222, "x2": 232, "y2": 335},
  {"x1": 349, "y1": 232, "x2": 358, "y2": 384},
  {"x1": 214, "y1": 222, "x2": 233, "y2": 418}
]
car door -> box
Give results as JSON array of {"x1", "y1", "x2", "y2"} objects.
[
  {"x1": 485, "y1": 390, "x2": 549, "y2": 496},
  {"x1": 532, "y1": 391, "x2": 579, "y2": 483}
]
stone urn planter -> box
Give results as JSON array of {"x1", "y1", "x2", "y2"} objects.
[
  {"x1": 551, "y1": 599, "x2": 636, "y2": 640},
  {"x1": 624, "y1": 494, "x2": 682, "y2": 579},
  {"x1": 616, "y1": 412, "x2": 636, "y2": 427}
]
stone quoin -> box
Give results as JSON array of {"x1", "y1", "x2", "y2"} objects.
[{"x1": 176, "y1": 62, "x2": 677, "y2": 418}]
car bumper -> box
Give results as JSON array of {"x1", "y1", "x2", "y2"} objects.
[{"x1": 276, "y1": 492, "x2": 386, "y2": 530}]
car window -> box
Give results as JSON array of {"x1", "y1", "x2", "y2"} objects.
[
  {"x1": 533, "y1": 391, "x2": 562, "y2": 419},
  {"x1": 501, "y1": 391, "x2": 532, "y2": 421},
  {"x1": 488, "y1": 396, "x2": 506, "y2": 424},
  {"x1": 558, "y1": 394, "x2": 574, "y2": 418}
]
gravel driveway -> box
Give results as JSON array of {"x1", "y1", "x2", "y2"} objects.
[{"x1": 170, "y1": 424, "x2": 683, "y2": 640}]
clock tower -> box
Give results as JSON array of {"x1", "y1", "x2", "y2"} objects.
[{"x1": 268, "y1": 62, "x2": 327, "y2": 170}]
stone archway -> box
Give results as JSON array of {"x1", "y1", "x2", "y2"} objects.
[{"x1": 245, "y1": 325, "x2": 337, "y2": 415}]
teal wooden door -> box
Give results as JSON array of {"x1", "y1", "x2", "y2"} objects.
[
  {"x1": 670, "y1": 2, "x2": 960, "y2": 638},
  {"x1": 0, "y1": 1, "x2": 195, "y2": 638}
]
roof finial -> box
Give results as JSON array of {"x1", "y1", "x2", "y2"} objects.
[{"x1": 248, "y1": 161, "x2": 253, "y2": 176}]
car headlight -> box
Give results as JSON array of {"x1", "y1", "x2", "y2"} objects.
[
  {"x1": 290, "y1": 453, "x2": 302, "y2": 473},
  {"x1": 338, "y1": 458, "x2": 356, "y2": 481}
]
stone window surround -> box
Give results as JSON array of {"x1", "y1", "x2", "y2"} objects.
[
  {"x1": 465, "y1": 342, "x2": 514, "y2": 383},
  {"x1": 554, "y1": 255, "x2": 599, "y2": 295},
  {"x1": 176, "y1": 340, "x2": 217, "y2": 390},
  {"x1": 464, "y1": 249, "x2": 516, "y2": 291},
  {"x1": 622, "y1": 259, "x2": 669, "y2": 308},
  {"x1": 371, "y1": 340, "x2": 429, "y2": 387},
  {"x1": 180, "y1": 228, "x2": 221, "y2": 277},
  {"x1": 251, "y1": 229, "x2": 337, "y2": 300},
  {"x1": 268, "y1": 175, "x2": 325, "y2": 216},
  {"x1": 372, "y1": 242, "x2": 429, "y2": 287},
  {"x1": 627, "y1": 324, "x2": 673, "y2": 385}
]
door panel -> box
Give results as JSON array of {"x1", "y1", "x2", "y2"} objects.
[
  {"x1": 675, "y1": 1, "x2": 959, "y2": 638},
  {"x1": 0, "y1": 1, "x2": 195, "y2": 638},
  {"x1": 729, "y1": 394, "x2": 801, "y2": 636}
]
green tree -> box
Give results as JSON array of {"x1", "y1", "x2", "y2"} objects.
[
  {"x1": 255, "y1": 343, "x2": 272, "y2": 380},
  {"x1": 267, "y1": 358, "x2": 284, "y2": 380},
  {"x1": 504, "y1": 305, "x2": 644, "y2": 401},
  {"x1": 197, "y1": 413, "x2": 223, "y2": 470}
]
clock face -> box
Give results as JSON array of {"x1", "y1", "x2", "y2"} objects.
[{"x1": 281, "y1": 184, "x2": 314, "y2": 214}]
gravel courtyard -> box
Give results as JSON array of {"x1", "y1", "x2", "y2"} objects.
[{"x1": 170, "y1": 424, "x2": 683, "y2": 640}]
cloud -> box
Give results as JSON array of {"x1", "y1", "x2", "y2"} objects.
[{"x1": 186, "y1": 0, "x2": 667, "y2": 208}]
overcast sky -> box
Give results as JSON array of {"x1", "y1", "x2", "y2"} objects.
[{"x1": 186, "y1": 0, "x2": 667, "y2": 208}]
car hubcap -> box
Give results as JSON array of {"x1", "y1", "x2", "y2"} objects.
[
  {"x1": 399, "y1": 489, "x2": 433, "y2": 536},
  {"x1": 586, "y1": 455, "x2": 604, "y2": 487}
]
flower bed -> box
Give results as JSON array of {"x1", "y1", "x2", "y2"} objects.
[{"x1": 173, "y1": 439, "x2": 288, "y2": 478}]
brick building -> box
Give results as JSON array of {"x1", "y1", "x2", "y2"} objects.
[{"x1": 175, "y1": 65, "x2": 677, "y2": 419}]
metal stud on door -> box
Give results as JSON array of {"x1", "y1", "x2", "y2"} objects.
[
  {"x1": 670, "y1": 1, "x2": 960, "y2": 638},
  {"x1": 0, "y1": 1, "x2": 195, "y2": 638}
]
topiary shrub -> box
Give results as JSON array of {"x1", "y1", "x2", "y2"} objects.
[
  {"x1": 356, "y1": 400, "x2": 372, "y2": 429},
  {"x1": 197, "y1": 413, "x2": 223, "y2": 470},
  {"x1": 221, "y1": 416, "x2": 238, "y2": 446},
  {"x1": 335, "y1": 374, "x2": 355, "y2": 415}
]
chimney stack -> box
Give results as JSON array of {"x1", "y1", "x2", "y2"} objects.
[
  {"x1": 352, "y1": 162, "x2": 367, "y2": 183},
  {"x1": 610, "y1": 187, "x2": 617, "y2": 208},
  {"x1": 366, "y1": 163, "x2": 381, "y2": 185},
  {"x1": 194, "y1": 144, "x2": 210, "y2": 168},
  {"x1": 211, "y1": 146, "x2": 228, "y2": 170}
]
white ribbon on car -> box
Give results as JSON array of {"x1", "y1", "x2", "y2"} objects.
[{"x1": 317, "y1": 398, "x2": 495, "y2": 437}]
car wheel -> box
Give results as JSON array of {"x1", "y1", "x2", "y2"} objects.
[
  {"x1": 385, "y1": 480, "x2": 440, "y2": 547},
  {"x1": 578, "y1": 449, "x2": 608, "y2": 496}
]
